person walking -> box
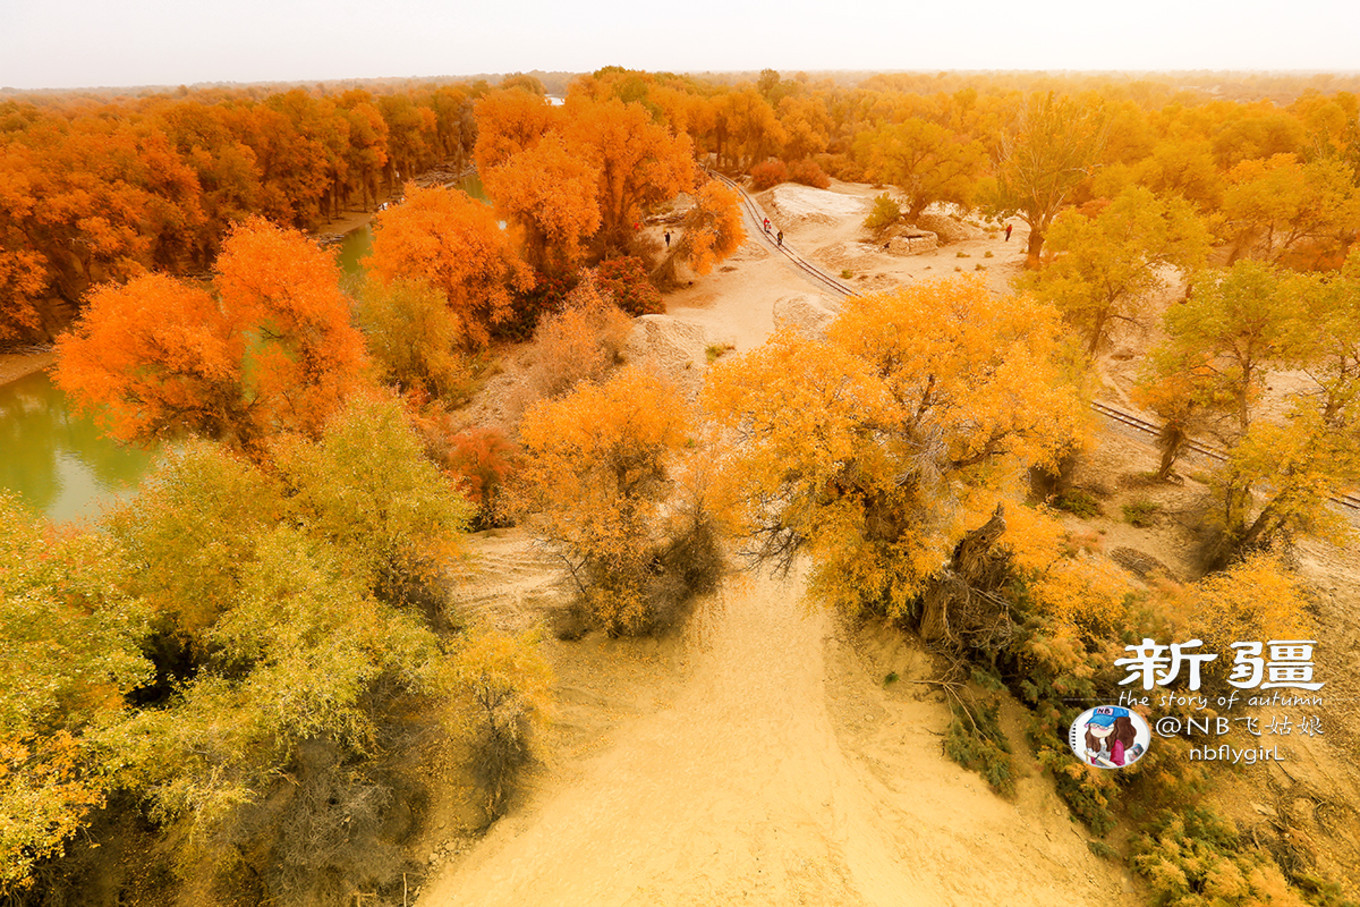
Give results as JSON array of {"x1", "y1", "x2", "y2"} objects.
[
  {"x1": 763, "y1": 217, "x2": 770, "y2": 233},
  {"x1": 777, "y1": 230, "x2": 783, "y2": 247},
  {"x1": 1004, "y1": 223, "x2": 1013, "y2": 241},
  {"x1": 664, "y1": 231, "x2": 671, "y2": 249}
]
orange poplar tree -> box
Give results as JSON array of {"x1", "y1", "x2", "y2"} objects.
[
  {"x1": 482, "y1": 133, "x2": 602, "y2": 276},
  {"x1": 472, "y1": 89, "x2": 563, "y2": 172},
  {"x1": 56, "y1": 218, "x2": 368, "y2": 453},
  {"x1": 364, "y1": 185, "x2": 533, "y2": 347},
  {"x1": 566, "y1": 98, "x2": 696, "y2": 253}
]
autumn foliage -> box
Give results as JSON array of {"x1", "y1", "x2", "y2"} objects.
[
  {"x1": 0, "y1": 494, "x2": 150, "y2": 890},
  {"x1": 564, "y1": 97, "x2": 696, "y2": 253},
  {"x1": 507, "y1": 367, "x2": 717, "y2": 634},
  {"x1": 655, "y1": 180, "x2": 746, "y2": 285},
  {"x1": 0, "y1": 83, "x2": 477, "y2": 341},
  {"x1": 750, "y1": 160, "x2": 788, "y2": 190},
  {"x1": 365, "y1": 184, "x2": 533, "y2": 348},
  {"x1": 705, "y1": 276, "x2": 1084, "y2": 618},
  {"x1": 55, "y1": 218, "x2": 368, "y2": 453},
  {"x1": 594, "y1": 256, "x2": 664, "y2": 316},
  {"x1": 482, "y1": 132, "x2": 601, "y2": 276}
]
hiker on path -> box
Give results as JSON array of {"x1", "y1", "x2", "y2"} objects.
[
  {"x1": 664, "y1": 231, "x2": 671, "y2": 249},
  {"x1": 1005, "y1": 223, "x2": 1013, "y2": 241},
  {"x1": 777, "y1": 230, "x2": 783, "y2": 247},
  {"x1": 763, "y1": 217, "x2": 770, "y2": 233}
]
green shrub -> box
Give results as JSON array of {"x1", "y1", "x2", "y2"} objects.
[
  {"x1": 864, "y1": 193, "x2": 902, "y2": 231},
  {"x1": 1053, "y1": 488, "x2": 1102, "y2": 518},
  {"x1": 1122, "y1": 499, "x2": 1162, "y2": 528},
  {"x1": 1087, "y1": 839, "x2": 1119, "y2": 860},
  {"x1": 944, "y1": 698, "x2": 1015, "y2": 796}
]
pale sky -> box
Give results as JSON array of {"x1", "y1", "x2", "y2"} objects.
[{"x1": 2, "y1": 0, "x2": 1358, "y2": 90}]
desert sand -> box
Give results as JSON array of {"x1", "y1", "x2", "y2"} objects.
[{"x1": 420, "y1": 562, "x2": 1138, "y2": 907}]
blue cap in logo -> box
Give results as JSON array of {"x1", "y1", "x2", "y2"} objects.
[{"x1": 1087, "y1": 705, "x2": 1130, "y2": 728}]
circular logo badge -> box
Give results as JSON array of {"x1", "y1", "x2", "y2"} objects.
[{"x1": 1069, "y1": 705, "x2": 1150, "y2": 769}]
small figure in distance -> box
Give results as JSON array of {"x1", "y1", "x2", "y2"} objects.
[
  {"x1": 777, "y1": 230, "x2": 783, "y2": 247},
  {"x1": 763, "y1": 217, "x2": 770, "y2": 233},
  {"x1": 664, "y1": 230, "x2": 671, "y2": 249},
  {"x1": 1005, "y1": 222, "x2": 1013, "y2": 241}
]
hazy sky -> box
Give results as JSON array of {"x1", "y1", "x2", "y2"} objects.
[{"x1": 2, "y1": 0, "x2": 1358, "y2": 90}]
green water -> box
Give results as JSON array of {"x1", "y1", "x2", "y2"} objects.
[
  {"x1": 0, "y1": 369, "x2": 156, "y2": 523},
  {"x1": 336, "y1": 224, "x2": 374, "y2": 276}
]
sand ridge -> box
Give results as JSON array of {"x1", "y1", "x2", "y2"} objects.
[{"x1": 421, "y1": 566, "x2": 1133, "y2": 906}]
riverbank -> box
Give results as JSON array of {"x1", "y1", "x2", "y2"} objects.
[
  {"x1": 314, "y1": 163, "x2": 480, "y2": 239},
  {"x1": 0, "y1": 349, "x2": 55, "y2": 388}
]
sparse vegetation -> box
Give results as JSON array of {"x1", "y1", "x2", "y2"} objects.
[
  {"x1": 864, "y1": 193, "x2": 903, "y2": 231},
  {"x1": 944, "y1": 698, "x2": 1015, "y2": 796},
  {"x1": 1052, "y1": 488, "x2": 1102, "y2": 518},
  {"x1": 1121, "y1": 499, "x2": 1162, "y2": 527}
]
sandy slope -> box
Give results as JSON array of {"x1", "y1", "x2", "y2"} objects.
[{"x1": 420, "y1": 566, "x2": 1134, "y2": 906}]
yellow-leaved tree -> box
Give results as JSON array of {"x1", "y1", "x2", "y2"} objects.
[
  {"x1": 1021, "y1": 186, "x2": 1210, "y2": 356},
  {"x1": 507, "y1": 367, "x2": 719, "y2": 634},
  {"x1": 653, "y1": 179, "x2": 746, "y2": 285},
  {"x1": 1137, "y1": 257, "x2": 1360, "y2": 560},
  {"x1": 703, "y1": 276, "x2": 1085, "y2": 619},
  {"x1": 364, "y1": 185, "x2": 533, "y2": 348}
]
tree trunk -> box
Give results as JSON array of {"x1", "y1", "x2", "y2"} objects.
[
  {"x1": 918, "y1": 504, "x2": 1008, "y2": 649},
  {"x1": 1156, "y1": 421, "x2": 1186, "y2": 481},
  {"x1": 1025, "y1": 225, "x2": 1044, "y2": 269}
]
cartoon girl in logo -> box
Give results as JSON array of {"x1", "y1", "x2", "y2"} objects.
[{"x1": 1083, "y1": 706, "x2": 1144, "y2": 768}]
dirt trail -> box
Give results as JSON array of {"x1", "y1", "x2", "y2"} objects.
[{"x1": 421, "y1": 567, "x2": 1132, "y2": 906}]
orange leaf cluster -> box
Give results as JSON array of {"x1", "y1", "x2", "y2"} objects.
[
  {"x1": 56, "y1": 218, "x2": 369, "y2": 452},
  {"x1": 365, "y1": 185, "x2": 533, "y2": 348}
]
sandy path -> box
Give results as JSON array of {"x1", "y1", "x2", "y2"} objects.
[
  {"x1": 0, "y1": 349, "x2": 55, "y2": 387},
  {"x1": 421, "y1": 567, "x2": 1130, "y2": 906}
]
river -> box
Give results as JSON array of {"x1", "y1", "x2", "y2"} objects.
[
  {"x1": 0, "y1": 369, "x2": 154, "y2": 522},
  {"x1": 0, "y1": 174, "x2": 491, "y2": 522}
]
